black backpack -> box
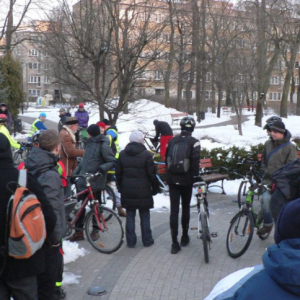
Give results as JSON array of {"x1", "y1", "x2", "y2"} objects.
[
  {"x1": 272, "y1": 159, "x2": 300, "y2": 200},
  {"x1": 167, "y1": 136, "x2": 191, "y2": 174}
]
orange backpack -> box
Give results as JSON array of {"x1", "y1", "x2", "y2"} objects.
[{"x1": 7, "y1": 169, "x2": 46, "y2": 259}]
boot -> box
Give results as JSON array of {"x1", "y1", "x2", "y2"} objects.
[
  {"x1": 90, "y1": 229, "x2": 100, "y2": 241},
  {"x1": 54, "y1": 287, "x2": 66, "y2": 300},
  {"x1": 67, "y1": 231, "x2": 84, "y2": 242},
  {"x1": 180, "y1": 235, "x2": 190, "y2": 247},
  {"x1": 171, "y1": 242, "x2": 181, "y2": 254},
  {"x1": 118, "y1": 206, "x2": 127, "y2": 217},
  {"x1": 257, "y1": 224, "x2": 273, "y2": 236}
]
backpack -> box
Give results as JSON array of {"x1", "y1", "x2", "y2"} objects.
[
  {"x1": 167, "y1": 136, "x2": 191, "y2": 174},
  {"x1": 272, "y1": 158, "x2": 300, "y2": 200},
  {"x1": 6, "y1": 170, "x2": 46, "y2": 259}
]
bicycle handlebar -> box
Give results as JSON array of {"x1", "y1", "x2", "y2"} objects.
[{"x1": 69, "y1": 172, "x2": 103, "y2": 182}]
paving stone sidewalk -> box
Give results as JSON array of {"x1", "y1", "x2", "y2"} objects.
[{"x1": 64, "y1": 192, "x2": 274, "y2": 300}]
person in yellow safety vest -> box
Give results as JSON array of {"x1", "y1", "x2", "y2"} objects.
[
  {"x1": 101, "y1": 119, "x2": 126, "y2": 217},
  {"x1": 28, "y1": 112, "x2": 47, "y2": 141},
  {"x1": 0, "y1": 114, "x2": 23, "y2": 150}
]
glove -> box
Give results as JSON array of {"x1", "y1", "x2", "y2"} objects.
[
  {"x1": 21, "y1": 145, "x2": 26, "y2": 151},
  {"x1": 193, "y1": 175, "x2": 204, "y2": 183}
]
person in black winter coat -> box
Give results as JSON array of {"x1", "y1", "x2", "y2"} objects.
[
  {"x1": 25, "y1": 129, "x2": 66, "y2": 300},
  {"x1": 165, "y1": 117, "x2": 201, "y2": 254},
  {"x1": 116, "y1": 130, "x2": 159, "y2": 248},
  {"x1": 0, "y1": 133, "x2": 56, "y2": 300},
  {"x1": 58, "y1": 108, "x2": 68, "y2": 132},
  {"x1": 69, "y1": 124, "x2": 116, "y2": 242}
]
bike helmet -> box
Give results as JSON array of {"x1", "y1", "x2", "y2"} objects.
[
  {"x1": 39, "y1": 112, "x2": 47, "y2": 118},
  {"x1": 180, "y1": 116, "x2": 196, "y2": 132},
  {"x1": 263, "y1": 116, "x2": 282, "y2": 130},
  {"x1": 32, "y1": 130, "x2": 45, "y2": 144},
  {"x1": 0, "y1": 114, "x2": 7, "y2": 123},
  {"x1": 59, "y1": 108, "x2": 66, "y2": 113}
]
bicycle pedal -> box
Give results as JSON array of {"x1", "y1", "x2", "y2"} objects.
[
  {"x1": 211, "y1": 232, "x2": 218, "y2": 238},
  {"x1": 190, "y1": 227, "x2": 198, "y2": 230}
]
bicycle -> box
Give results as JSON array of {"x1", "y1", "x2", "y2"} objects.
[
  {"x1": 144, "y1": 132, "x2": 160, "y2": 160},
  {"x1": 64, "y1": 173, "x2": 124, "y2": 254},
  {"x1": 13, "y1": 142, "x2": 33, "y2": 167},
  {"x1": 192, "y1": 181, "x2": 217, "y2": 263},
  {"x1": 237, "y1": 158, "x2": 263, "y2": 209},
  {"x1": 226, "y1": 183, "x2": 271, "y2": 259}
]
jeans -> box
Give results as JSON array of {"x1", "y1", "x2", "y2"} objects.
[
  {"x1": 0, "y1": 276, "x2": 38, "y2": 300},
  {"x1": 169, "y1": 184, "x2": 193, "y2": 242},
  {"x1": 126, "y1": 209, "x2": 153, "y2": 247},
  {"x1": 270, "y1": 190, "x2": 287, "y2": 224},
  {"x1": 261, "y1": 190, "x2": 273, "y2": 226}
]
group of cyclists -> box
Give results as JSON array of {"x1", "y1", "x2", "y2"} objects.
[{"x1": 1, "y1": 99, "x2": 300, "y2": 300}]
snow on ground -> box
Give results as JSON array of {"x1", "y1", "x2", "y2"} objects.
[{"x1": 18, "y1": 99, "x2": 300, "y2": 210}]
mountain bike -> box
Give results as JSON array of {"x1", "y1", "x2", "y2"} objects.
[
  {"x1": 12, "y1": 142, "x2": 33, "y2": 167},
  {"x1": 226, "y1": 183, "x2": 271, "y2": 259},
  {"x1": 237, "y1": 158, "x2": 262, "y2": 209},
  {"x1": 192, "y1": 181, "x2": 217, "y2": 263},
  {"x1": 64, "y1": 173, "x2": 124, "y2": 254}
]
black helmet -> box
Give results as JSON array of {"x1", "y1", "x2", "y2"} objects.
[
  {"x1": 180, "y1": 116, "x2": 196, "y2": 131},
  {"x1": 32, "y1": 130, "x2": 45, "y2": 144},
  {"x1": 263, "y1": 116, "x2": 282, "y2": 130}
]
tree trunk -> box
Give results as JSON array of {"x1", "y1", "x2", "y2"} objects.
[{"x1": 297, "y1": 67, "x2": 300, "y2": 115}]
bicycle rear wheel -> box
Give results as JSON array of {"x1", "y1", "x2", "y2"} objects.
[
  {"x1": 101, "y1": 185, "x2": 116, "y2": 211},
  {"x1": 226, "y1": 210, "x2": 254, "y2": 258},
  {"x1": 85, "y1": 206, "x2": 124, "y2": 254},
  {"x1": 200, "y1": 212, "x2": 209, "y2": 263},
  {"x1": 237, "y1": 181, "x2": 251, "y2": 209}
]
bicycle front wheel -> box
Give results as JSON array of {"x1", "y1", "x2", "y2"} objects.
[
  {"x1": 200, "y1": 212, "x2": 209, "y2": 263},
  {"x1": 85, "y1": 206, "x2": 124, "y2": 254},
  {"x1": 226, "y1": 210, "x2": 254, "y2": 258},
  {"x1": 237, "y1": 181, "x2": 250, "y2": 209}
]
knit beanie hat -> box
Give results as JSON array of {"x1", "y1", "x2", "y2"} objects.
[
  {"x1": 87, "y1": 124, "x2": 100, "y2": 137},
  {"x1": 0, "y1": 133, "x2": 12, "y2": 160},
  {"x1": 129, "y1": 131, "x2": 144, "y2": 144},
  {"x1": 270, "y1": 121, "x2": 285, "y2": 134},
  {"x1": 97, "y1": 122, "x2": 106, "y2": 129},
  {"x1": 102, "y1": 119, "x2": 111, "y2": 126},
  {"x1": 274, "y1": 198, "x2": 300, "y2": 244}
]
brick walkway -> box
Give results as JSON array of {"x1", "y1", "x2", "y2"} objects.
[{"x1": 64, "y1": 192, "x2": 274, "y2": 300}]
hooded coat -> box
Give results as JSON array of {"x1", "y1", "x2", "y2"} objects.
[
  {"x1": 0, "y1": 134, "x2": 56, "y2": 280},
  {"x1": 25, "y1": 146, "x2": 66, "y2": 245},
  {"x1": 262, "y1": 130, "x2": 298, "y2": 186},
  {"x1": 116, "y1": 142, "x2": 159, "y2": 209},
  {"x1": 205, "y1": 239, "x2": 300, "y2": 300},
  {"x1": 73, "y1": 134, "x2": 116, "y2": 192}
]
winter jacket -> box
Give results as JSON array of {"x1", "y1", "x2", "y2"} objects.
[
  {"x1": 262, "y1": 130, "x2": 297, "y2": 186},
  {"x1": 59, "y1": 126, "x2": 84, "y2": 176},
  {"x1": 205, "y1": 238, "x2": 300, "y2": 300},
  {"x1": 0, "y1": 124, "x2": 20, "y2": 149},
  {"x1": 58, "y1": 114, "x2": 67, "y2": 132},
  {"x1": 165, "y1": 131, "x2": 201, "y2": 186},
  {"x1": 75, "y1": 109, "x2": 89, "y2": 128},
  {"x1": 73, "y1": 134, "x2": 116, "y2": 192},
  {"x1": 25, "y1": 147, "x2": 66, "y2": 245},
  {"x1": 116, "y1": 142, "x2": 159, "y2": 209},
  {"x1": 0, "y1": 149, "x2": 56, "y2": 280},
  {"x1": 106, "y1": 126, "x2": 120, "y2": 159},
  {"x1": 153, "y1": 121, "x2": 173, "y2": 142}
]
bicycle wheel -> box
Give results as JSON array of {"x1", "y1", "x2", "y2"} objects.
[
  {"x1": 85, "y1": 206, "x2": 124, "y2": 254},
  {"x1": 237, "y1": 181, "x2": 250, "y2": 208},
  {"x1": 200, "y1": 212, "x2": 209, "y2": 263},
  {"x1": 226, "y1": 210, "x2": 254, "y2": 258}
]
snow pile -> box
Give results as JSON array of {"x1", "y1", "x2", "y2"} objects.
[{"x1": 63, "y1": 240, "x2": 88, "y2": 264}]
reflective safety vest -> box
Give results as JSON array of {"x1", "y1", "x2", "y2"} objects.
[
  {"x1": 107, "y1": 128, "x2": 120, "y2": 159},
  {"x1": 0, "y1": 124, "x2": 20, "y2": 149},
  {"x1": 28, "y1": 118, "x2": 40, "y2": 138}
]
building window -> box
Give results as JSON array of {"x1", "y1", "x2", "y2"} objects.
[
  {"x1": 28, "y1": 62, "x2": 38, "y2": 69},
  {"x1": 44, "y1": 63, "x2": 50, "y2": 70},
  {"x1": 270, "y1": 76, "x2": 279, "y2": 85},
  {"x1": 206, "y1": 73, "x2": 211, "y2": 82},
  {"x1": 269, "y1": 93, "x2": 273, "y2": 100},
  {"x1": 295, "y1": 77, "x2": 299, "y2": 85},
  {"x1": 154, "y1": 70, "x2": 164, "y2": 80},
  {"x1": 28, "y1": 76, "x2": 41, "y2": 87},
  {"x1": 277, "y1": 92, "x2": 281, "y2": 100},
  {"x1": 28, "y1": 90, "x2": 41, "y2": 96},
  {"x1": 44, "y1": 76, "x2": 50, "y2": 84},
  {"x1": 29, "y1": 49, "x2": 38, "y2": 56},
  {"x1": 155, "y1": 89, "x2": 164, "y2": 95},
  {"x1": 295, "y1": 61, "x2": 299, "y2": 69},
  {"x1": 43, "y1": 51, "x2": 49, "y2": 57}
]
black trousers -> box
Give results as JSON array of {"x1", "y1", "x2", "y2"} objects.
[
  {"x1": 169, "y1": 184, "x2": 193, "y2": 242},
  {"x1": 38, "y1": 245, "x2": 61, "y2": 300},
  {"x1": 0, "y1": 276, "x2": 38, "y2": 300},
  {"x1": 270, "y1": 189, "x2": 288, "y2": 224}
]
